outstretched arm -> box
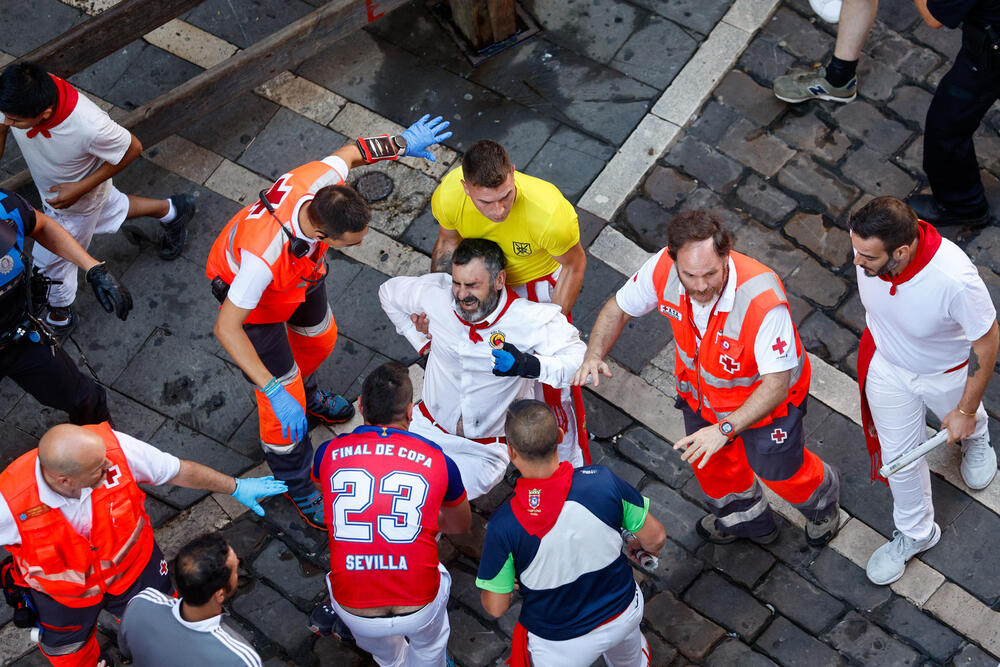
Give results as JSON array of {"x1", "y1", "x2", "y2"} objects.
[
  {"x1": 29, "y1": 209, "x2": 100, "y2": 272},
  {"x1": 572, "y1": 296, "x2": 631, "y2": 387},
  {"x1": 550, "y1": 242, "x2": 586, "y2": 315}
]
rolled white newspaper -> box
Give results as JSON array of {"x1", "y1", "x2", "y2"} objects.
[
  {"x1": 879, "y1": 429, "x2": 949, "y2": 478},
  {"x1": 621, "y1": 529, "x2": 659, "y2": 571}
]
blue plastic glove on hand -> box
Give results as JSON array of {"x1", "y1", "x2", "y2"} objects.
[
  {"x1": 492, "y1": 347, "x2": 515, "y2": 373},
  {"x1": 267, "y1": 385, "x2": 308, "y2": 442},
  {"x1": 232, "y1": 476, "x2": 288, "y2": 516},
  {"x1": 491, "y1": 342, "x2": 541, "y2": 378},
  {"x1": 401, "y1": 114, "x2": 453, "y2": 161}
]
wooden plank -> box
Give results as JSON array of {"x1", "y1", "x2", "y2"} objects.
[
  {"x1": 17, "y1": 0, "x2": 206, "y2": 78},
  {"x1": 486, "y1": 0, "x2": 516, "y2": 42},
  {"x1": 450, "y1": 0, "x2": 516, "y2": 49},
  {"x1": 121, "y1": 0, "x2": 409, "y2": 147}
]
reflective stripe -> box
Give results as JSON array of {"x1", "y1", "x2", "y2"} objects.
[
  {"x1": 23, "y1": 564, "x2": 93, "y2": 587},
  {"x1": 260, "y1": 230, "x2": 286, "y2": 266},
  {"x1": 288, "y1": 306, "x2": 332, "y2": 337},
  {"x1": 676, "y1": 347, "x2": 696, "y2": 370},
  {"x1": 662, "y1": 265, "x2": 682, "y2": 303},
  {"x1": 703, "y1": 482, "x2": 759, "y2": 509},
  {"x1": 40, "y1": 638, "x2": 89, "y2": 656},
  {"x1": 276, "y1": 364, "x2": 299, "y2": 385},
  {"x1": 717, "y1": 495, "x2": 770, "y2": 528},
  {"x1": 700, "y1": 368, "x2": 759, "y2": 389},
  {"x1": 261, "y1": 441, "x2": 296, "y2": 454},
  {"x1": 225, "y1": 224, "x2": 241, "y2": 275},
  {"x1": 109, "y1": 516, "x2": 146, "y2": 565},
  {"x1": 722, "y1": 272, "x2": 785, "y2": 338}
]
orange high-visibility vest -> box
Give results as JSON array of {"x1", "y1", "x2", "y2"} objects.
[
  {"x1": 0, "y1": 422, "x2": 155, "y2": 608},
  {"x1": 652, "y1": 250, "x2": 810, "y2": 427},
  {"x1": 206, "y1": 160, "x2": 342, "y2": 324}
]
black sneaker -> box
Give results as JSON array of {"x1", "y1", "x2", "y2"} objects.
[
  {"x1": 159, "y1": 194, "x2": 195, "y2": 260},
  {"x1": 908, "y1": 194, "x2": 990, "y2": 228},
  {"x1": 308, "y1": 600, "x2": 354, "y2": 642},
  {"x1": 695, "y1": 513, "x2": 779, "y2": 545},
  {"x1": 45, "y1": 305, "x2": 77, "y2": 341},
  {"x1": 287, "y1": 490, "x2": 327, "y2": 531},
  {"x1": 306, "y1": 390, "x2": 355, "y2": 425}
]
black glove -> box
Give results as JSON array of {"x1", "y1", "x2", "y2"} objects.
[
  {"x1": 491, "y1": 342, "x2": 541, "y2": 379},
  {"x1": 86, "y1": 262, "x2": 133, "y2": 320}
]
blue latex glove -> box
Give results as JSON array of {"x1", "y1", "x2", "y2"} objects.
[
  {"x1": 491, "y1": 343, "x2": 541, "y2": 378},
  {"x1": 401, "y1": 114, "x2": 453, "y2": 161},
  {"x1": 232, "y1": 476, "x2": 288, "y2": 516},
  {"x1": 267, "y1": 385, "x2": 308, "y2": 442},
  {"x1": 492, "y1": 347, "x2": 515, "y2": 373}
]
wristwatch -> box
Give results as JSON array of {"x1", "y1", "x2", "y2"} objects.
[
  {"x1": 718, "y1": 420, "x2": 736, "y2": 443},
  {"x1": 391, "y1": 135, "x2": 407, "y2": 156}
]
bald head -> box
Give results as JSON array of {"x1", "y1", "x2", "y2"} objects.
[{"x1": 38, "y1": 424, "x2": 106, "y2": 476}]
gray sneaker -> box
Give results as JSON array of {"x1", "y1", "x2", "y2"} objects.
[
  {"x1": 805, "y1": 503, "x2": 841, "y2": 546},
  {"x1": 961, "y1": 432, "x2": 997, "y2": 490},
  {"x1": 773, "y1": 66, "x2": 857, "y2": 104},
  {"x1": 866, "y1": 524, "x2": 940, "y2": 585}
]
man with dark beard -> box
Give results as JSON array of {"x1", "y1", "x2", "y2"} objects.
[
  {"x1": 379, "y1": 239, "x2": 586, "y2": 499},
  {"x1": 850, "y1": 196, "x2": 998, "y2": 585}
]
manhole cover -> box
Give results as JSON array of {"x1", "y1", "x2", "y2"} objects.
[{"x1": 355, "y1": 171, "x2": 394, "y2": 202}]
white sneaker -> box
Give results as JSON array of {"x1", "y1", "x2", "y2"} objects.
[
  {"x1": 809, "y1": 0, "x2": 842, "y2": 23},
  {"x1": 961, "y1": 432, "x2": 997, "y2": 490},
  {"x1": 866, "y1": 524, "x2": 941, "y2": 585}
]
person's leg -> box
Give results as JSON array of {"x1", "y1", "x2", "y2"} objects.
[
  {"x1": 601, "y1": 585, "x2": 650, "y2": 667},
  {"x1": 921, "y1": 50, "x2": 999, "y2": 217},
  {"x1": 32, "y1": 209, "x2": 95, "y2": 311},
  {"x1": 29, "y1": 590, "x2": 103, "y2": 667},
  {"x1": 404, "y1": 565, "x2": 453, "y2": 666},
  {"x1": 123, "y1": 189, "x2": 194, "y2": 261},
  {"x1": 408, "y1": 411, "x2": 508, "y2": 500},
  {"x1": 328, "y1": 598, "x2": 409, "y2": 667},
  {"x1": 6, "y1": 340, "x2": 110, "y2": 425},
  {"x1": 125, "y1": 196, "x2": 169, "y2": 220}
]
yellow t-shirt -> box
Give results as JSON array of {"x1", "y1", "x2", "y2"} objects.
[{"x1": 431, "y1": 167, "x2": 580, "y2": 286}]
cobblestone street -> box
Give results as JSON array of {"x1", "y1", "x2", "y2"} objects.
[{"x1": 2, "y1": 0, "x2": 1000, "y2": 665}]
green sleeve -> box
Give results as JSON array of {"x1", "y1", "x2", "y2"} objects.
[
  {"x1": 622, "y1": 495, "x2": 650, "y2": 533},
  {"x1": 476, "y1": 554, "x2": 516, "y2": 593}
]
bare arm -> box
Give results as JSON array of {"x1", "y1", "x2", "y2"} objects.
[
  {"x1": 942, "y1": 320, "x2": 999, "y2": 443},
  {"x1": 438, "y1": 499, "x2": 472, "y2": 534},
  {"x1": 480, "y1": 590, "x2": 512, "y2": 618},
  {"x1": 168, "y1": 459, "x2": 237, "y2": 495},
  {"x1": 29, "y1": 209, "x2": 100, "y2": 272},
  {"x1": 550, "y1": 242, "x2": 586, "y2": 315},
  {"x1": 676, "y1": 370, "x2": 792, "y2": 469},
  {"x1": 571, "y1": 295, "x2": 632, "y2": 386},
  {"x1": 46, "y1": 133, "x2": 143, "y2": 210},
  {"x1": 329, "y1": 142, "x2": 368, "y2": 170},
  {"x1": 913, "y1": 0, "x2": 943, "y2": 28},
  {"x1": 213, "y1": 299, "x2": 273, "y2": 389},
  {"x1": 633, "y1": 512, "x2": 666, "y2": 555},
  {"x1": 431, "y1": 227, "x2": 462, "y2": 273}
]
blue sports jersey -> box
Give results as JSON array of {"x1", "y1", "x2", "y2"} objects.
[
  {"x1": 476, "y1": 465, "x2": 649, "y2": 640},
  {"x1": 0, "y1": 189, "x2": 36, "y2": 333}
]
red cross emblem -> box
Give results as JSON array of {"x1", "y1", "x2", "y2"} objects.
[
  {"x1": 772, "y1": 337, "x2": 788, "y2": 355},
  {"x1": 771, "y1": 428, "x2": 788, "y2": 444},
  {"x1": 159, "y1": 559, "x2": 169, "y2": 576},
  {"x1": 719, "y1": 354, "x2": 740, "y2": 373},
  {"x1": 103, "y1": 464, "x2": 122, "y2": 489}
]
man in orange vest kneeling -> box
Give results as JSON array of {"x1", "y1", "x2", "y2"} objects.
[
  {"x1": 0, "y1": 422, "x2": 286, "y2": 666},
  {"x1": 574, "y1": 211, "x2": 842, "y2": 547}
]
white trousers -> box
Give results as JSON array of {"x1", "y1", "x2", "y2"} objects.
[
  {"x1": 331, "y1": 564, "x2": 452, "y2": 667},
  {"x1": 865, "y1": 350, "x2": 988, "y2": 540},
  {"x1": 408, "y1": 410, "x2": 509, "y2": 500},
  {"x1": 32, "y1": 186, "x2": 130, "y2": 307},
  {"x1": 526, "y1": 584, "x2": 650, "y2": 667}
]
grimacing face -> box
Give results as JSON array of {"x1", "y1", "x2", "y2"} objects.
[
  {"x1": 452, "y1": 257, "x2": 502, "y2": 322},
  {"x1": 675, "y1": 238, "x2": 728, "y2": 305}
]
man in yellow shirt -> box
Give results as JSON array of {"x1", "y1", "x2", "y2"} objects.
[{"x1": 428, "y1": 139, "x2": 590, "y2": 466}]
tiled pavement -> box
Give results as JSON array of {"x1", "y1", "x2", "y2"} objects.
[{"x1": 2, "y1": 0, "x2": 1000, "y2": 665}]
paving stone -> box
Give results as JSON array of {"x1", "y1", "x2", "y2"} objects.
[
  {"x1": 643, "y1": 166, "x2": 697, "y2": 210},
  {"x1": 798, "y1": 311, "x2": 858, "y2": 364},
  {"x1": 965, "y1": 226, "x2": 1000, "y2": 276},
  {"x1": 578, "y1": 209, "x2": 607, "y2": 248},
  {"x1": 927, "y1": 473, "x2": 973, "y2": 530},
  {"x1": 834, "y1": 292, "x2": 866, "y2": 334},
  {"x1": 643, "y1": 592, "x2": 726, "y2": 661},
  {"x1": 470, "y1": 38, "x2": 656, "y2": 146},
  {"x1": 327, "y1": 266, "x2": 417, "y2": 363},
  {"x1": 629, "y1": 0, "x2": 730, "y2": 35},
  {"x1": 777, "y1": 156, "x2": 860, "y2": 219},
  {"x1": 643, "y1": 482, "x2": 706, "y2": 551},
  {"x1": 755, "y1": 615, "x2": 847, "y2": 667},
  {"x1": 232, "y1": 582, "x2": 313, "y2": 655},
  {"x1": 786, "y1": 257, "x2": 848, "y2": 308},
  {"x1": 351, "y1": 161, "x2": 439, "y2": 238},
  {"x1": 182, "y1": 0, "x2": 316, "y2": 49},
  {"x1": 683, "y1": 571, "x2": 772, "y2": 641},
  {"x1": 677, "y1": 189, "x2": 748, "y2": 236},
  {"x1": 447, "y1": 563, "x2": 484, "y2": 611},
  {"x1": 644, "y1": 631, "x2": 678, "y2": 666},
  {"x1": 646, "y1": 537, "x2": 704, "y2": 594},
  {"x1": 734, "y1": 221, "x2": 804, "y2": 279},
  {"x1": 869, "y1": 596, "x2": 963, "y2": 662},
  {"x1": 252, "y1": 539, "x2": 327, "y2": 606},
  {"x1": 260, "y1": 494, "x2": 328, "y2": 557},
  {"x1": 581, "y1": 389, "x2": 633, "y2": 439},
  {"x1": 221, "y1": 515, "x2": 272, "y2": 560},
  {"x1": 832, "y1": 101, "x2": 913, "y2": 156},
  {"x1": 706, "y1": 637, "x2": 779, "y2": 667},
  {"x1": 869, "y1": 27, "x2": 942, "y2": 81},
  {"x1": 72, "y1": 41, "x2": 203, "y2": 111},
  {"x1": 236, "y1": 108, "x2": 347, "y2": 182},
  {"x1": 695, "y1": 541, "x2": 775, "y2": 588},
  {"x1": 589, "y1": 440, "x2": 645, "y2": 489},
  {"x1": 759, "y1": 520, "x2": 824, "y2": 569},
  {"x1": 763, "y1": 8, "x2": 834, "y2": 62},
  {"x1": 447, "y1": 607, "x2": 507, "y2": 667},
  {"x1": 826, "y1": 611, "x2": 922, "y2": 666},
  {"x1": 950, "y1": 642, "x2": 999, "y2": 666},
  {"x1": 842, "y1": 146, "x2": 917, "y2": 199},
  {"x1": 690, "y1": 100, "x2": 743, "y2": 145},
  {"x1": 580, "y1": 299, "x2": 675, "y2": 374},
  {"x1": 525, "y1": 128, "x2": 611, "y2": 202},
  {"x1": 921, "y1": 500, "x2": 1000, "y2": 602},
  {"x1": 522, "y1": 0, "x2": 643, "y2": 64},
  {"x1": 664, "y1": 135, "x2": 745, "y2": 193},
  {"x1": 773, "y1": 112, "x2": 852, "y2": 165},
  {"x1": 785, "y1": 213, "x2": 853, "y2": 267},
  {"x1": 755, "y1": 564, "x2": 845, "y2": 635},
  {"x1": 573, "y1": 256, "x2": 627, "y2": 325},
  {"x1": 735, "y1": 175, "x2": 797, "y2": 226},
  {"x1": 471, "y1": 480, "x2": 514, "y2": 515},
  {"x1": 719, "y1": 119, "x2": 796, "y2": 178},
  {"x1": 611, "y1": 13, "x2": 699, "y2": 88},
  {"x1": 738, "y1": 37, "x2": 797, "y2": 83},
  {"x1": 888, "y1": 86, "x2": 934, "y2": 127},
  {"x1": 714, "y1": 70, "x2": 787, "y2": 128},
  {"x1": 616, "y1": 426, "x2": 693, "y2": 488},
  {"x1": 0, "y1": 0, "x2": 84, "y2": 57},
  {"x1": 808, "y1": 548, "x2": 892, "y2": 612},
  {"x1": 312, "y1": 636, "x2": 366, "y2": 667}
]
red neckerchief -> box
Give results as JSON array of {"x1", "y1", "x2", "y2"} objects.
[
  {"x1": 511, "y1": 461, "x2": 574, "y2": 538},
  {"x1": 454, "y1": 287, "x2": 518, "y2": 343},
  {"x1": 878, "y1": 220, "x2": 942, "y2": 296},
  {"x1": 25, "y1": 76, "x2": 79, "y2": 139}
]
